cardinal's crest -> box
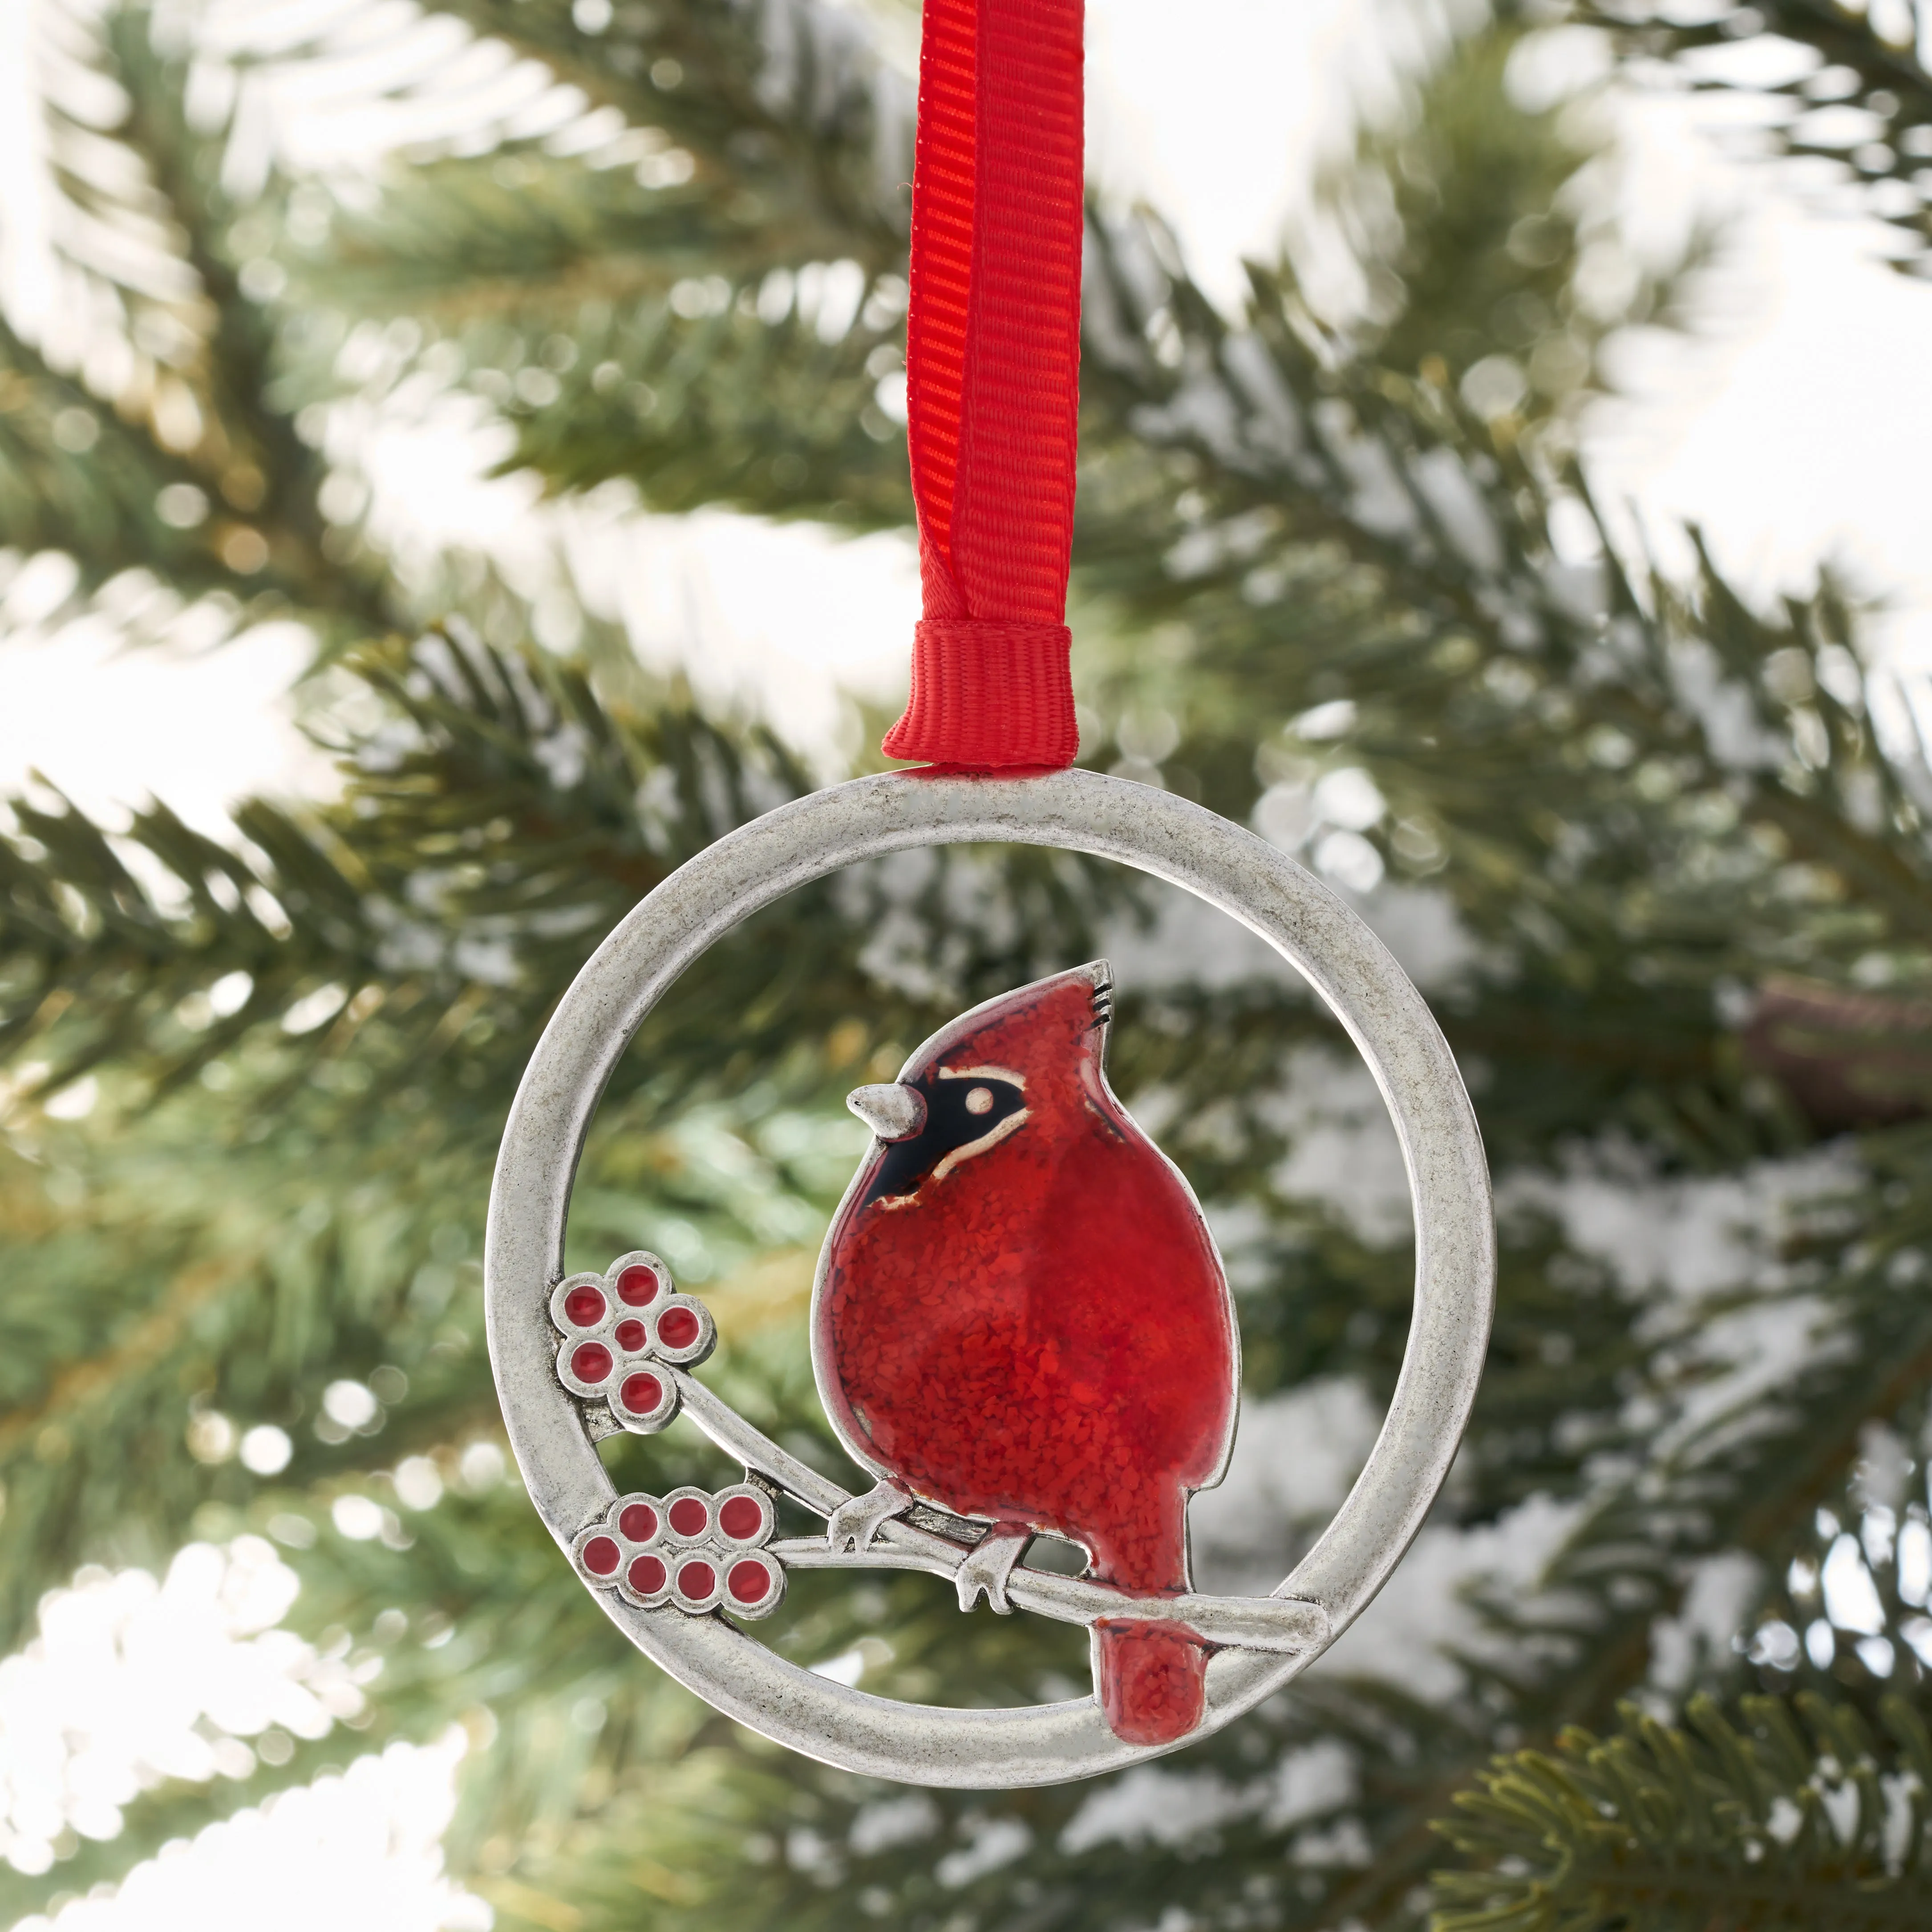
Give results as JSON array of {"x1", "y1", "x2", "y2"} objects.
[{"x1": 543, "y1": 965, "x2": 1326, "y2": 1748}]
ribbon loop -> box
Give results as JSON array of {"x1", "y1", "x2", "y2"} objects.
[
  {"x1": 882, "y1": 0, "x2": 1086, "y2": 770},
  {"x1": 893, "y1": 619, "x2": 1078, "y2": 770}
]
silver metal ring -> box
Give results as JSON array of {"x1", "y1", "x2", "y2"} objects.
[{"x1": 485, "y1": 769, "x2": 1494, "y2": 1786}]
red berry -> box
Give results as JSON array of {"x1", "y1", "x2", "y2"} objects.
[
  {"x1": 668, "y1": 1496, "x2": 709, "y2": 1538},
  {"x1": 620, "y1": 1372, "x2": 662, "y2": 1414},
  {"x1": 656, "y1": 1306, "x2": 701, "y2": 1350},
  {"x1": 628, "y1": 1554, "x2": 667, "y2": 1594},
  {"x1": 618, "y1": 1502, "x2": 658, "y2": 1541},
  {"x1": 717, "y1": 1495, "x2": 764, "y2": 1541},
  {"x1": 570, "y1": 1342, "x2": 613, "y2": 1384},
  {"x1": 676, "y1": 1559, "x2": 716, "y2": 1599},
  {"x1": 582, "y1": 1536, "x2": 620, "y2": 1576},
  {"x1": 563, "y1": 1284, "x2": 606, "y2": 1327},
  {"x1": 728, "y1": 1559, "x2": 771, "y2": 1604},
  {"x1": 614, "y1": 1319, "x2": 648, "y2": 1351},
  {"x1": 617, "y1": 1265, "x2": 659, "y2": 1306}
]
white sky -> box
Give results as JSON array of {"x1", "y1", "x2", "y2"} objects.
[{"x1": 3, "y1": 0, "x2": 1932, "y2": 1922}]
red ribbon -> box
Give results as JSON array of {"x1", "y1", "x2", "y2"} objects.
[{"x1": 881, "y1": 0, "x2": 1085, "y2": 772}]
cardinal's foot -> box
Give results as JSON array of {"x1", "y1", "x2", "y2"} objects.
[
  {"x1": 956, "y1": 1523, "x2": 1031, "y2": 1614},
  {"x1": 826, "y1": 1478, "x2": 915, "y2": 1553}
]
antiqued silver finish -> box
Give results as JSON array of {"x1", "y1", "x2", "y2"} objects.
[
  {"x1": 667, "y1": 1368, "x2": 1333, "y2": 1650},
  {"x1": 486, "y1": 768, "x2": 1496, "y2": 1787}
]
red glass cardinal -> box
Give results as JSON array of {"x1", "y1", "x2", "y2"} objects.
[{"x1": 812, "y1": 962, "x2": 1238, "y2": 1746}]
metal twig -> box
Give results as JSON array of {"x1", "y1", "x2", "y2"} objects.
[{"x1": 675, "y1": 1372, "x2": 1329, "y2": 1656}]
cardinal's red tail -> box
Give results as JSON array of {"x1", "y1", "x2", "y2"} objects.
[{"x1": 1094, "y1": 1619, "x2": 1210, "y2": 1746}]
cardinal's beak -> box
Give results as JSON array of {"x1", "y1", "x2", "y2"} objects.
[{"x1": 847, "y1": 1083, "x2": 926, "y2": 1142}]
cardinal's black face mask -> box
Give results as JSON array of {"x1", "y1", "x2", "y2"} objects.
[{"x1": 863, "y1": 1074, "x2": 1028, "y2": 1205}]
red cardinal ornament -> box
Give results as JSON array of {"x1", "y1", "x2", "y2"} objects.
[{"x1": 812, "y1": 962, "x2": 1238, "y2": 1746}]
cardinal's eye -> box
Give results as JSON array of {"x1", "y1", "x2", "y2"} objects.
[{"x1": 964, "y1": 1086, "x2": 993, "y2": 1116}]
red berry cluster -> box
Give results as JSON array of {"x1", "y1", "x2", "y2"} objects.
[
  {"x1": 549, "y1": 1250, "x2": 716, "y2": 1433},
  {"x1": 571, "y1": 1482, "x2": 784, "y2": 1619}
]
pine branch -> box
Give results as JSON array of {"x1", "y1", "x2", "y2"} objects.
[
  {"x1": 4, "y1": 6, "x2": 386, "y2": 629},
  {"x1": 487, "y1": 265, "x2": 911, "y2": 525},
  {"x1": 1250, "y1": 1136, "x2": 1930, "y2": 1924},
  {"x1": 1078, "y1": 208, "x2": 1932, "y2": 1020},
  {"x1": 0, "y1": 318, "x2": 244, "y2": 604},
  {"x1": 262, "y1": 0, "x2": 917, "y2": 526},
  {"x1": 1580, "y1": 0, "x2": 1932, "y2": 269},
  {"x1": 431, "y1": 0, "x2": 909, "y2": 252},
  {"x1": 1311, "y1": 16, "x2": 1707, "y2": 391},
  {"x1": 95, "y1": 9, "x2": 385, "y2": 627},
  {"x1": 0, "y1": 626, "x2": 804, "y2": 1107},
  {"x1": 300, "y1": 0, "x2": 908, "y2": 317},
  {"x1": 1433, "y1": 1689, "x2": 1932, "y2": 1930}
]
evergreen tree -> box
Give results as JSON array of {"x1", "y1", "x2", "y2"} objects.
[{"x1": 4, "y1": 2, "x2": 1932, "y2": 1928}]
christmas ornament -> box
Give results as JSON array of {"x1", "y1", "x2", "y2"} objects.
[{"x1": 486, "y1": 0, "x2": 1495, "y2": 1788}]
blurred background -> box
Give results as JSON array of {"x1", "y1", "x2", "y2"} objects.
[{"x1": 4, "y1": 0, "x2": 1932, "y2": 1928}]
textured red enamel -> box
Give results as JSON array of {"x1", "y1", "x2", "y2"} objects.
[
  {"x1": 616, "y1": 1266, "x2": 659, "y2": 1306},
  {"x1": 728, "y1": 1559, "x2": 770, "y2": 1604},
  {"x1": 618, "y1": 1502, "x2": 658, "y2": 1540},
  {"x1": 613, "y1": 1319, "x2": 648, "y2": 1351},
  {"x1": 563, "y1": 1284, "x2": 605, "y2": 1326},
  {"x1": 717, "y1": 1496, "x2": 764, "y2": 1541},
  {"x1": 582, "y1": 1536, "x2": 620, "y2": 1576},
  {"x1": 628, "y1": 1554, "x2": 666, "y2": 1594},
  {"x1": 1097, "y1": 1619, "x2": 1208, "y2": 1745},
  {"x1": 570, "y1": 1342, "x2": 613, "y2": 1384},
  {"x1": 676, "y1": 1559, "x2": 716, "y2": 1597},
  {"x1": 656, "y1": 1306, "x2": 700, "y2": 1349},
  {"x1": 815, "y1": 969, "x2": 1237, "y2": 1747},
  {"x1": 668, "y1": 1497, "x2": 709, "y2": 1538}
]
